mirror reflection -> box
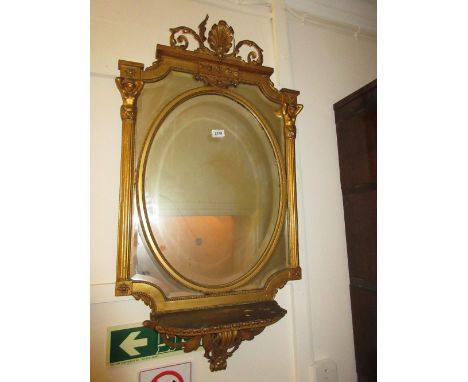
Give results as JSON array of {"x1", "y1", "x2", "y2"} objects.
[{"x1": 143, "y1": 94, "x2": 280, "y2": 286}]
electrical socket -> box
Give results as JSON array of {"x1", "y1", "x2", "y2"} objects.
[{"x1": 310, "y1": 358, "x2": 338, "y2": 382}]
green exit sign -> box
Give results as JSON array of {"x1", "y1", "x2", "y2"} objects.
[{"x1": 107, "y1": 323, "x2": 184, "y2": 365}]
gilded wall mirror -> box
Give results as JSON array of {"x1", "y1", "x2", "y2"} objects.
[{"x1": 115, "y1": 15, "x2": 303, "y2": 371}]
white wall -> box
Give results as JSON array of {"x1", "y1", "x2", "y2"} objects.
[
  {"x1": 287, "y1": 13, "x2": 377, "y2": 382},
  {"x1": 91, "y1": 1, "x2": 376, "y2": 381}
]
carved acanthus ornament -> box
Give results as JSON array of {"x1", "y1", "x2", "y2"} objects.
[
  {"x1": 145, "y1": 325, "x2": 266, "y2": 371},
  {"x1": 194, "y1": 61, "x2": 239, "y2": 88},
  {"x1": 203, "y1": 329, "x2": 265, "y2": 371},
  {"x1": 115, "y1": 77, "x2": 144, "y2": 121},
  {"x1": 169, "y1": 15, "x2": 264, "y2": 65},
  {"x1": 143, "y1": 301, "x2": 286, "y2": 371}
]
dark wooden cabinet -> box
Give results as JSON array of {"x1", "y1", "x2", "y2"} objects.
[{"x1": 334, "y1": 80, "x2": 377, "y2": 382}]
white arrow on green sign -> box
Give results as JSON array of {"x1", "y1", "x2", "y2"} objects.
[
  {"x1": 107, "y1": 323, "x2": 183, "y2": 365},
  {"x1": 120, "y1": 331, "x2": 148, "y2": 356}
]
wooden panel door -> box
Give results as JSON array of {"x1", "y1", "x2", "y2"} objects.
[{"x1": 334, "y1": 80, "x2": 377, "y2": 382}]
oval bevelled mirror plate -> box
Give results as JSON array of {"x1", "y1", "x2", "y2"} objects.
[{"x1": 138, "y1": 89, "x2": 285, "y2": 292}]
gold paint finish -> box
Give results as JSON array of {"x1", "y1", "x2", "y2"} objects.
[
  {"x1": 144, "y1": 301, "x2": 285, "y2": 371},
  {"x1": 132, "y1": 267, "x2": 301, "y2": 314},
  {"x1": 280, "y1": 89, "x2": 303, "y2": 267},
  {"x1": 115, "y1": 61, "x2": 144, "y2": 284},
  {"x1": 169, "y1": 15, "x2": 263, "y2": 65},
  {"x1": 114, "y1": 16, "x2": 302, "y2": 371}
]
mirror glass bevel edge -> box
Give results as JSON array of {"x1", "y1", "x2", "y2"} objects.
[{"x1": 135, "y1": 85, "x2": 287, "y2": 293}]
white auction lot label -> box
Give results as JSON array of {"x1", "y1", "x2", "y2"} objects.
[
  {"x1": 211, "y1": 129, "x2": 225, "y2": 138},
  {"x1": 139, "y1": 362, "x2": 191, "y2": 382}
]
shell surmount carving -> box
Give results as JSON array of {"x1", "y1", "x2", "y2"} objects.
[
  {"x1": 169, "y1": 15, "x2": 263, "y2": 65},
  {"x1": 207, "y1": 20, "x2": 234, "y2": 56}
]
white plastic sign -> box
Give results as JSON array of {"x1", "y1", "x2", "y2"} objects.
[{"x1": 139, "y1": 362, "x2": 191, "y2": 382}]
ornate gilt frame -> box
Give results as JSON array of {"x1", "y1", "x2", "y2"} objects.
[{"x1": 114, "y1": 15, "x2": 303, "y2": 371}]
